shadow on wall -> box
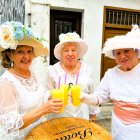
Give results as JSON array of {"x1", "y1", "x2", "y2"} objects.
[
  {"x1": 0, "y1": 60, "x2": 5, "y2": 76},
  {"x1": 31, "y1": 56, "x2": 48, "y2": 89},
  {"x1": 0, "y1": 68, "x2": 5, "y2": 77}
]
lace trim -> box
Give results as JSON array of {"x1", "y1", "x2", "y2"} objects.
[
  {"x1": 13, "y1": 72, "x2": 38, "y2": 92},
  {"x1": 0, "y1": 112, "x2": 24, "y2": 136}
]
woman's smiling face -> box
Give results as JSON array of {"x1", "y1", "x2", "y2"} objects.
[
  {"x1": 61, "y1": 43, "x2": 79, "y2": 67},
  {"x1": 12, "y1": 45, "x2": 34, "y2": 71},
  {"x1": 113, "y1": 48, "x2": 139, "y2": 71}
]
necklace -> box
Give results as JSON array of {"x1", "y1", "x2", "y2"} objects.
[
  {"x1": 13, "y1": 68, "x2": 30, "y2": 79},
  {"x1": 12, "y1": 68, "x2": 38, "y2": 91},
  {"x1": 62, "y1": 62, "x2": 79, "y2": 75}
]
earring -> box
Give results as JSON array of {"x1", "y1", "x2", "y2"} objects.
[{"x1": 11, "y1": 61, "x2": 14, "y2": 67}]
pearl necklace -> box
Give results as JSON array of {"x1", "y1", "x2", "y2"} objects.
[{"x1": 62, "y1": 62, "x2": 79, "y2": 75}]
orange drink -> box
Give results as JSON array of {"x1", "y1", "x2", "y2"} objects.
[
  {"x1": 60, "y1": 84, "x2": 69, "y2": 106},
  {"x1": 71, "y1": 85, "x2": 81, "y2": 106},
  {"x1": 51, "y1": 89, "x2": 64, "y2": 112}
]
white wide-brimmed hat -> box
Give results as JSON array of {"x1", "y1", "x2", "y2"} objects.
[
  {"x1": 54, "y1": 32, "x2": 88, "y2": 60},
  {"x1": 0, "y1": 21, "x2": 48, "y2": 58},
  {"x1": 103, "y1": 26, "x2": 140, "y2": 59}
]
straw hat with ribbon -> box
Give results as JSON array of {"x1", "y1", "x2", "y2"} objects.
[
  {"x1": 102, "y1": 25, "x2": 140, "y2": 59},
  {"x1": 54, "y1": 32, "x2": 88, "y2": 60},
  {"x1": 0, "y1": 21, "x2": 48, "y2": 58}
]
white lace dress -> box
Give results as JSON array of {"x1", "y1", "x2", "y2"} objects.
[
  {"x1": 46, "y1": 61, "x2": 99, "y2": 120},
  {"x1": 0, "y1": 70, "x2": 49, "y2": 140}
]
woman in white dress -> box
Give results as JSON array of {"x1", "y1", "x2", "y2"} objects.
[
  {"x1": 0, "y1": 21, "x2": 63, "y2": 140},
  {"x1": 46, "y1": 32, "x2": 99, "y2": 121},
  {"x1": 81, "y1": 25, "x2": 140, "y2": 140}
]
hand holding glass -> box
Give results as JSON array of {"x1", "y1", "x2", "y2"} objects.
[{"x1": 51, "y1": 89, "x2": 64, "y2": 113}]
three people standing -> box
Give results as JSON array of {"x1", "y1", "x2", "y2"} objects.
[{"x1": 2, "y1": 20, "x2": 140, "y2": 140}]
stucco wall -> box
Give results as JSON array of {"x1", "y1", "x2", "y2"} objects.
[{"x1": 23, "y1": 0, "x2": 140, "y2": 88}]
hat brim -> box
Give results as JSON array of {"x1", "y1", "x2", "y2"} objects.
[
  {"x1": 102, "y1": 35, "x2": 140, "y2": 59},
  {"x1": 18, "y1": 37, "x2": 48, "y2": 57},
  {"x1": 0, "y1": 37, "x2": 48, "y2": 58},
  {"x1": 54, "y1": 40, "x2": 88, "y2": 60}
]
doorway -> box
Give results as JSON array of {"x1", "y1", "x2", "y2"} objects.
[{"x1": 50, "y1": 10, "x2": 82, "y2": 65}]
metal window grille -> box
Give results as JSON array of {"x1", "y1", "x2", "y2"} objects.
[
  {"x1": 0, "y1": 0, "x2": 25, "y2": 24},
  {"x1": 55, "y1": 20, "x2": 73, "y2": 44},
  {"x1": 106, "y1": 9, "x2": 140, "y2": 26}
]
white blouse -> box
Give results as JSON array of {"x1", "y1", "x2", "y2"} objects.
[
  {"x1": 0, "y1": 70, "x2": 49, "y2": 140},
  {"x1": 46, "y1": 61, "x2": 99, "y2": 120},
  {"x1": 94, "y1": 63, "x2": 140, "y2": 104}
]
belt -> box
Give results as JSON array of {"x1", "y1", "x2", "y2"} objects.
[{"x1": 114, "y1": 100, "x2": 140, "y2": 124}]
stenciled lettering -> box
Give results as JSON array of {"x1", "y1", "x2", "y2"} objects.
[{"x1": 54, "y1": 128, "x2": 93, "y2": 140}]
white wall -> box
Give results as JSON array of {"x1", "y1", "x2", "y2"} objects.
[{"x1": 26, "y1": 0, "x2": 140, "y2": 88}]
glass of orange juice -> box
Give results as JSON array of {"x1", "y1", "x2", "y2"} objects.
[
  {"x1": 71, "y1": 85, "x2": 81, "y2": 106},
  {"x1": 60, "y1": 84, "x2": 69, "y2": 106},
  {"x1": 51, "y1": 89, "x2": 64, "y2": 113}
]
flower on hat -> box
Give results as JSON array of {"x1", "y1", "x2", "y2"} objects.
[
  {"x1": 0, "y1": 21, "x2": 43, "y2": 50},
  {"x1": 0, "y1": 23, "x2": 18, "y2": 50},
  {"x1": 59, "y1": 32, "x2": 81, "y2": 43},
  {"x1": 126, "y1": 24, "x2": 140, "y2": 39}
]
